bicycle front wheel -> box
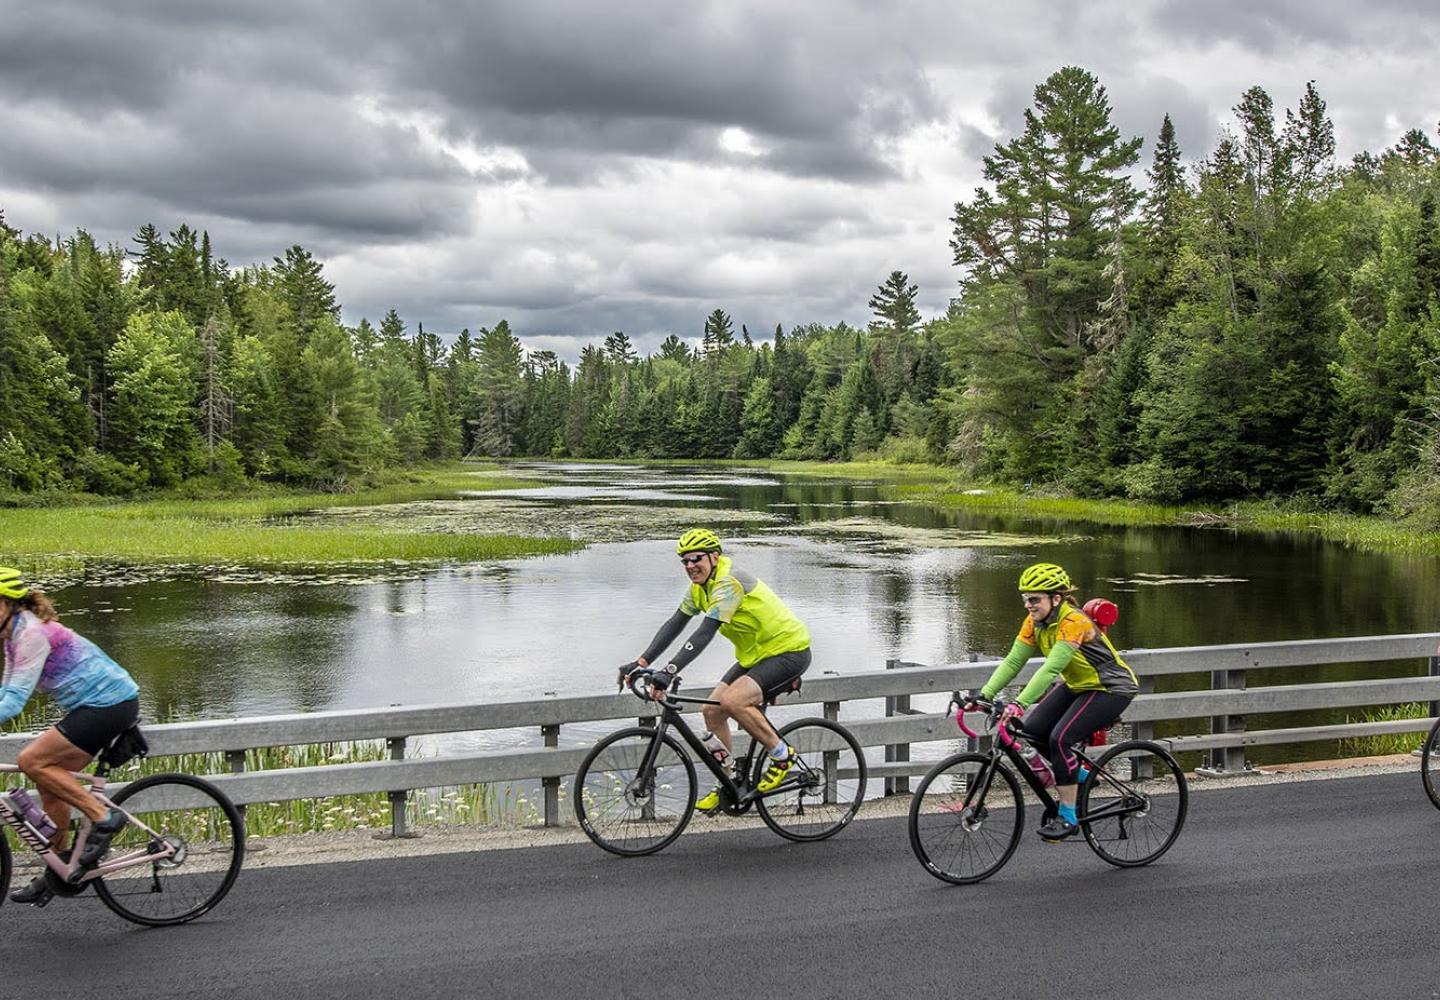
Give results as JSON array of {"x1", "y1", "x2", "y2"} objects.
[
  {"x1": 1079, "y1": 740, "x2": 1188, "y2": 868},
  {"x1": 1422, "y1": 718, "x2": 1440, "y2": 811},
  {"x1": 93, "y1": 772, "x2": 245, "y2": 926},
  {"x1": 753, "y1": 718, "x2": 867, "y2": 842},
  {"x1": 573, "y1": 727, "x2": 697, "y2": 857},
  {"x1": 908, "y1": 753, "x2": 1023, "y2": 885}
]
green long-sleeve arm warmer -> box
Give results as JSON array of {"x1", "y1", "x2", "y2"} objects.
[
  {"x1": 1015, "y1": 641, "x2": 1077, "y2": 706},
  {"x1": 979, "y1": 639, "x2": 1035, "y2": 700}
]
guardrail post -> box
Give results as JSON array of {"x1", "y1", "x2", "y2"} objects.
[
  {"x1": 225, "y1": 750, "x2": 251, "y2": 830},
  {"x1": 1198, "y1": 668, "x2": 1251, "y2": 777},
  {"x1": 541, "y1": 724, "x2": 560, "y2": 827},
  {"x1": 884, "y1": 658, "x2": 911, "y2": 796},
  {"x1": 1130, "y1": 677, "x2": 1154, "y2": 779},
  {"x1": 380, "y1": 736, "x2": 419, "y2": 839},
  {"x1": 823, "y1": 701, "x2": 841, "y2": 804},
  {"x1": 1431, "y1": 653, "x2": 1440, "y2": 721}
]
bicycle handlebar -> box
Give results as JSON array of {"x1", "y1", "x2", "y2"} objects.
[
  {"x1": 626, "y1": 668, "x2": 681, "y2": 703},
  {"x1": 950, "y1": 690, "x2": 1012, "y2": 741}
]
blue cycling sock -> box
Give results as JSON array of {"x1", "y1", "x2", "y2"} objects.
[
  {"x1": 1058, "y1": 802, "x2": 1077, "y2": 825},
  {"x1": 769, "y1": 742, "x2": 791, "y2": 761}
]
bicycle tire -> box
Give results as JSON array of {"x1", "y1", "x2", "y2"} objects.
[
  {"x1": 0, "y1": 833, "x2": 10, "y2": 910},
  {"x1": 752, "y1": 718, "x2": 867, "y2": 843},
  {"x1": 574, "y1": 727, "x2": 697, "y2": 857},
  {"x1": 92, "y1": 772, "x2": 245, "y2": 927},
  {"x1": 1422, "y1": 717, "x2": 1440, "y2": 811},
  {"x1": 1078, "y1": 740, "x2": 1188, "y2": 868},
  {"x1": 908, "y1": 752, "x2": 1023, "y2": 885}
]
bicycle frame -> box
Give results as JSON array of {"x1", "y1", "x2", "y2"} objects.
[
  {"x1": 0, "y1": 762, "x2": 178, "y2": 887},
  {"x1": 631, "y1": 676, "x2": 799, "y2": 814},
  {"x1": 954, "y1": 708, "x2": 1140, "y2": 828}
]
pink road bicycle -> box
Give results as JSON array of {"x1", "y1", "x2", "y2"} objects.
[{"x1": 0, "y1": 733, "x2": 244, "y2": 926}]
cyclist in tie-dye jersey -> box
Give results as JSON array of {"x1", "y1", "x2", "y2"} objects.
[{"x1": 1, "y1": 567, "x2": 140, "y2": 906}]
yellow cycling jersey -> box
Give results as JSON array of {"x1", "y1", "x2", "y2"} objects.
[{"x1": 679, "y1": 556, "x2": 810, "y2": 668}]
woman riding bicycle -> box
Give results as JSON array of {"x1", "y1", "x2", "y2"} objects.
[
  {"x1": 972, "y1": 562, "x2": 1137, "y2": 842},
  {"x1": 619, "y1": 529, "x2": 811, "y2": 813},
  {"x1": 0, "y1": 567, "x2": 140, "y2": 905}
]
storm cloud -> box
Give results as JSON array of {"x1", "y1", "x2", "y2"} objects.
[{"x1": 3, "y1": 0, "x2": 1438, "y2": 357}]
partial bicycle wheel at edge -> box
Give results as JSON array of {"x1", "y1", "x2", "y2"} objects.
[
  {"x1": 573, "y1": 727, "x2": 697, "y2": 857},
  {"x1": 0, "y1": 833, "x2": 11, "y2": 910},
  {"x1": 908, "y1": 753, "x2": 1024, "y2": 885},
  {"x1": 1078, "y1": 740, "x2": 1188, "y2": 868},
  {"x1": 94, "y1": 772, "x2": 245, "y2": 926},
  {"x1": 1422, "y1": 717, "x2": 1440, "y2": 811},
  {"x1": 752, "y1": 718, "x2": 866, "y2": 842}
]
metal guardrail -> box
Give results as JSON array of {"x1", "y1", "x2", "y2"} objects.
[{"x1": 2, "y1": 633, "x2": 1437, "y2": 835}]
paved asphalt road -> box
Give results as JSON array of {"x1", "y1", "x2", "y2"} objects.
[{"x1": 5, "y1": 771, "x2": 1438, "y2": 1000}]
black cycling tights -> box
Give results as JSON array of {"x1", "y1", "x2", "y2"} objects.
[{"x1": 1021, "y1": 685, "x2": 1133, "y2": 785}]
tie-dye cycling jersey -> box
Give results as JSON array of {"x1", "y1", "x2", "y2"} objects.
[{"x1": 0, "y1": 610, "x2": 138, "y2": 723}]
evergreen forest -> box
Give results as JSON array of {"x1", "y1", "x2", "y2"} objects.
[{"x1": 3, "y1": 67, "x2": 1440, "y2": 520}]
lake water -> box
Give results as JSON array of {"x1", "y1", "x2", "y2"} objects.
[{"x1": 30, "y1": 462, "x2": 1440, "y2": 763}]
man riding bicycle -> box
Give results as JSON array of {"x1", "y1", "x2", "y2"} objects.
[
  {"x1": 619, "y1": 529, "x2": 811, "y2": 813},
  {"x1": 971, "y1": 562, "x2": 1137, "y2": 842}
]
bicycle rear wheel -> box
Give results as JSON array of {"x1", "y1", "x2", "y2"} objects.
[
  {"x1": 752, "y1": 718, "x2": 867, "y2": 842},
  {"x1": 1078, "y1": 740, "x2": 1188, "y2": 868},
  {"x1": 573, "y1": 727, "x2": 696, "y2": 857},
  {"x1": 908, "y1": 753, "x2": 1023, "y2": 884},
  {"x1": 93, "y1": 772, "x2": 245, "y2": 926},
  {"x1": 1422, "y1": 718, "x2": 1440, "y2": 811}
]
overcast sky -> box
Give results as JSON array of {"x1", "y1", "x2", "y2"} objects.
[{"x1": 3, "y1": 1, "x2": 1438, "y2": 360}]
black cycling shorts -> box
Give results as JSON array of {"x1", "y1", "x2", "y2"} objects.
[
  {"x1": 55, "y1": 697, "x2": 140, "y2": 756},
  {"x1": 720, "y1": 648, "x2": 811, "y2": 702}
]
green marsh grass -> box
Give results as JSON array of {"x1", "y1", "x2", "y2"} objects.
[
  {"x1": 0, "y1": 464, "x2": 579, "y2": 569},
  {"x1": 1337, "y1": 702, "x2": 1429, "y2": 757}
]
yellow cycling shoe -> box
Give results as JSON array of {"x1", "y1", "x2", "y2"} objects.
[
  {"x1": 696, "y1": 787, "x2": 723, "y2": 814},
  {"x1": 755, "y1": 747, "x2": 797, "y2": 793}
]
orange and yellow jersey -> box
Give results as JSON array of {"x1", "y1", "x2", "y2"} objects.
[{"x1": 1017, "y1": 603, "x2": 1137, "y2": 697}]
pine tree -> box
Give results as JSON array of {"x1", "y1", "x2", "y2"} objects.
[{"x1": 868, "y1": 271, "x2": 921, "y2": 335}]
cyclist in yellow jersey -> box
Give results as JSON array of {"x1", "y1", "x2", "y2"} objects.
[
  {"x1": 619, "y1": 530, "x2": 811, "y2": 813},
  {"x1": 972, "y1": 562, "x2": 1137, "y2": 841}
]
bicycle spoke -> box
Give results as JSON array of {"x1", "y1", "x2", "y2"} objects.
[
  {"x1": 754, "y1": 719, "x2": 866, "y2": 842},
  {"x1": 574, "y1": 729, "x2": 695, "y2": 857},
  {"x1": 909, "y1": 754, "x2": 1023, "y2": 884},
  {"x1": 94, "y1": 773, "x2": 244, "y2": 926},
  {"x1": 1079, "y1": 742, "x2": 1188, "y2": 868}
]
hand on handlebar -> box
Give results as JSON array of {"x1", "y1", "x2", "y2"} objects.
[
  {"x1": 995, "y1": 698, "x2": 1025, "y2": 726},
  {"x1": 618, "y1": 660, "x2": 642, "y2": 690}
]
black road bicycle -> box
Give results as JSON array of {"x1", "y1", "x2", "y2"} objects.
[
  {"x1": 573, "y1": 669, "x2": 867, "y2": 856},
  {"x1": 1422, "y1": 714, "x2": 1440, "y2": 810},
  {"x1": 908, "y1": 692, "x2": 1188, "y2": 884}
]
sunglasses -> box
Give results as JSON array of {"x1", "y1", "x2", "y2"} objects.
[
  {"x1": 1021, "y1": 595, "x2": 1050, "y2": 606},
  {"x1": 680, "y1": 553, "x2": 710, "y2": 566}
]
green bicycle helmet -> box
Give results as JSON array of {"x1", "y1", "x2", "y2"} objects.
[
  {"x1": 1017, "y1": 562, "x2": 1074, "y2": 594},
  {"x1": 676, "y1": 528, "x2": 723, "y2": 555},
  {"x1": 0, "y1": 567, "x2": 29, "y2": 600}
]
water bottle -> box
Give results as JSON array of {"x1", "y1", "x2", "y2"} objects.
[
  {"x1": 700, "y1": 731, "x2": 730, "y2": 772},
  {"x1": 4, "y1": 788, "x2": 59, "y2": 840},
  {"x1": 1019, "y1": 746, "x2": 1055, "y2": 789}
]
